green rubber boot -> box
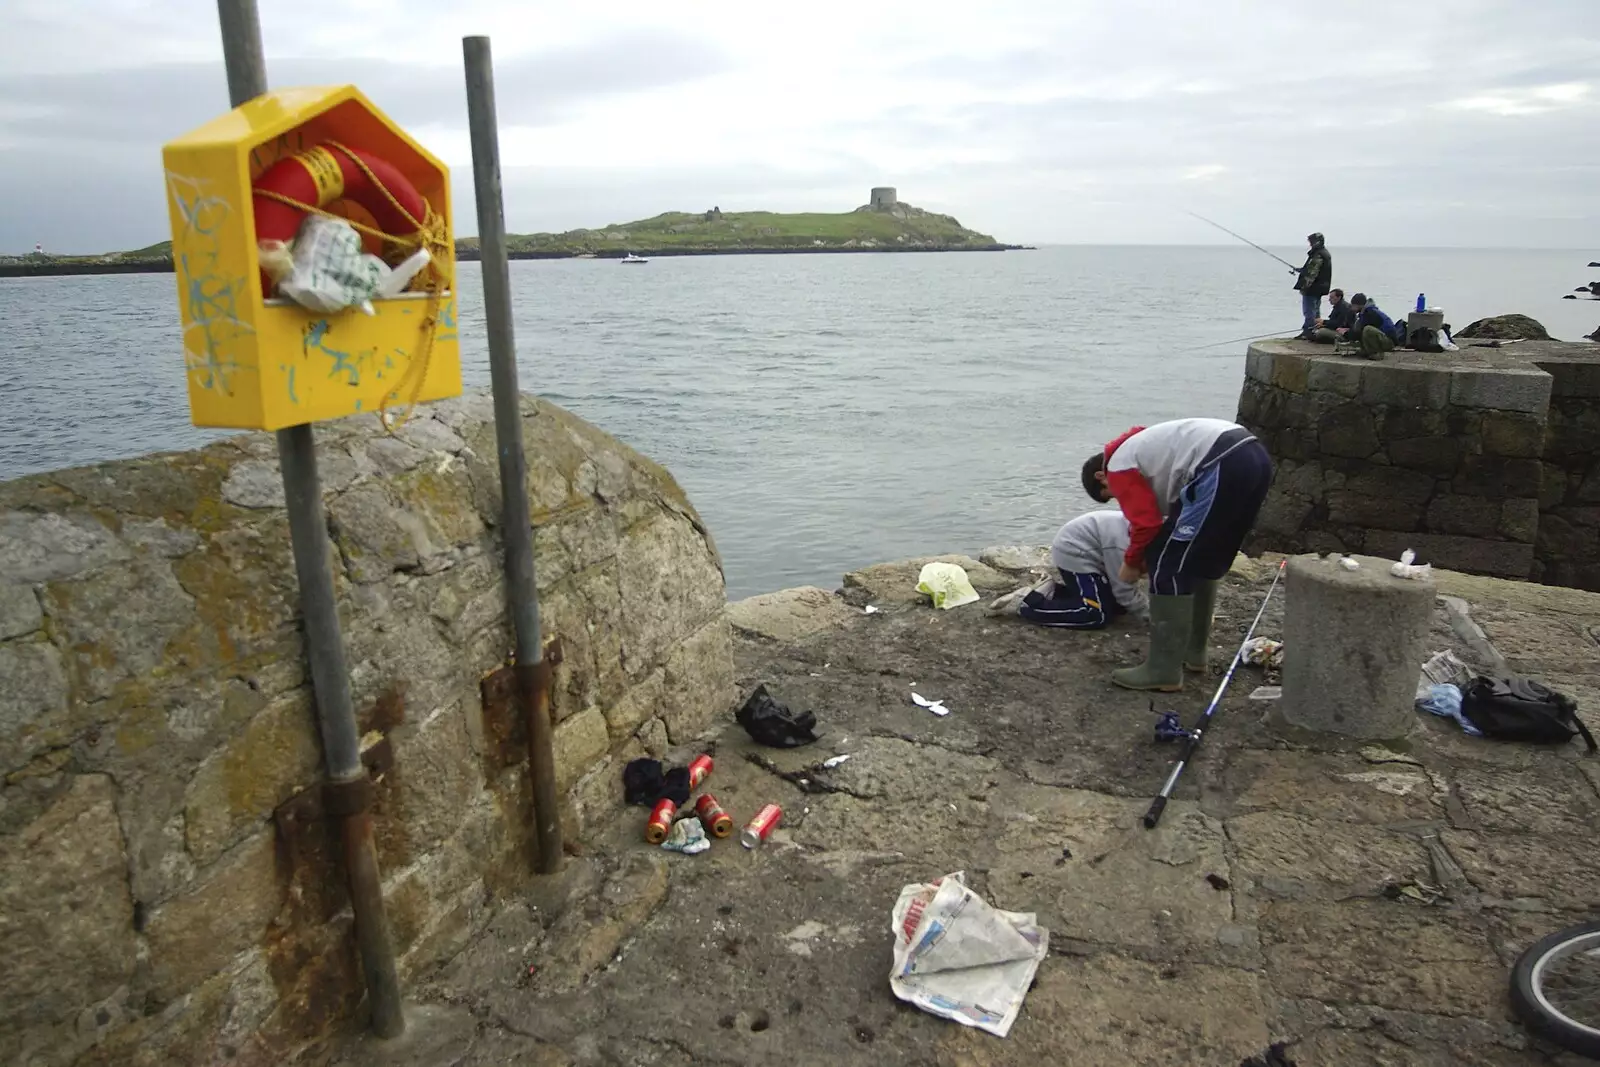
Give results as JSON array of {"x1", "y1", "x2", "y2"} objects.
[
  {"x1": 1111, "y1": 594, "x2": 1193, "y2": 692},
  {"x1": 1185, "y1": 579, "x2": 1219, "y2": 673}
]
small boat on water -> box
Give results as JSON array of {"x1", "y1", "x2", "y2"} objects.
[{"x1": 620, "y1": 253, "x2": 648, "y2": 264}]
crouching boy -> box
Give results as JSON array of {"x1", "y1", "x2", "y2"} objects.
[{"x1": 986, "y1": 509, "x2": 1149, "y2": 628}]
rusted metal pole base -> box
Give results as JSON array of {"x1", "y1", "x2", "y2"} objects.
[
  {"x1": 326, "y1": 777, "x2": 404, "y2": 1038},
  {"x1": 519, "y1": 638, "x2": 563, "y2": 874}
]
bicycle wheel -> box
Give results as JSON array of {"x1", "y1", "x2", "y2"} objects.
[{"x1": 1510, "y1": 919, "x2": 1600, "y2": 1058}]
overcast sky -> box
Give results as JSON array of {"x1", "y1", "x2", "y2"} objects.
[{"x1": 3, "y1": 0, "x2": 1597, "y2": 253}]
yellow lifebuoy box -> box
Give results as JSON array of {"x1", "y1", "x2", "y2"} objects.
[{"x1": 161, "y1": 86, "x2": 462, "y2": 431}]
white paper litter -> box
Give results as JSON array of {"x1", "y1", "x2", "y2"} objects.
[
  {"x1": 1248, "y1": 685, "x2": 1282, "y2": 701},
  {"x1": 889, "y1": 871, "x2": 1049, "y2": 1038},
  {"x1": 864, "y1": 605, "x2": 880, "y2": 615},
  {"x1": 1391, "y1": 548, "x2": 1432, "y2": 580},
  {"x1": 911, "y1": 692, "x2": 951, "y2": 717},
  {"x1": 822, "y1": 754, "x2": 852, "y2": 768},
  {"x1": 1339, "y1": 556, "x2": 1360, "y2": 571}
]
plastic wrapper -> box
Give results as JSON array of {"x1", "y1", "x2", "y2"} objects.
[
  {"x1": 1416, "y1": 682, "x2": 1481, "y2": 737},
  {"x1": 263, "y1": 215, "x2": 431, "y2": 316},
  {"x1": 661, "y1": 816, "x2": 710, "y2": 855},
  {"x1": 916, "y1": 562, "x2": 980, "y2": 610},
  {"x1": 1241, "y1": 636, "x2": 1284, "y2": 669}
]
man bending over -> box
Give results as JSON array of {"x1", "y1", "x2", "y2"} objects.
[{"x1": 1081, "y1": 418, "x2": 1274, "y2": 692}]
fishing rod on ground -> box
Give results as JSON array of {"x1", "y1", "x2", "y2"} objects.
[
  {"x1": 1185, "y1": 211, "x2": 1302, "y2": 274},
  {"x1": 1143, "y1": 558, "x2": 1287, "y2": 829}
]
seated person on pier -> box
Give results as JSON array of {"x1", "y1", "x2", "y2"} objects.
[
  {"x1": 1081, "y1": 418, "x2": 1274, "y2": 692},
  {"x1": 1341, "y1": 293, "x2": 1406, "y2": 359},
  {"x1": 1310, "y1": 288, "x2": 1355, "y2": 343},
  {"x1": 986, "y1": 509, "x2": 1149, "y2": 629}
]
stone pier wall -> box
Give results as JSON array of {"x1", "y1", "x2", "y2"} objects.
[
  {"x1": 1236, "y1": 339, "x2": 1600, "y2": 589},
  {"x1": 0, "y1": 390, "x2": 735, "y2": 1066}
]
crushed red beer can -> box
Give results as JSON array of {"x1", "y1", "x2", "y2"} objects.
[
  {"x1": 695, "y1": 793, "x2": 734, "y2": 838},
  {"x1": 645, "y1": 798, "x2": 676, "y2": 844},
  {"x1": 740, "y1": 803, "x2": 782, "y2": 849},
  {"x1": 687, "y1": 753, "x2": 714, "y2": 790}
]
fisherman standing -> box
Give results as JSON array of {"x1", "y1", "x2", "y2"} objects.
[
  {"x1": 1081, "y1": 418, "x2": 1274, "y2": 691},
  {"x1": 1293, "y1": 233, "x2": 1332, "y2": 340}
]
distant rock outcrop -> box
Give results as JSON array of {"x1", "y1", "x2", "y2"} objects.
[{"x1": 1455, "y1": 314, "x2": 1551, "y2": 341}]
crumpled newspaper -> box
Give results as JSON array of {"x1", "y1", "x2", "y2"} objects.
[
  {"x1": 1242, "y1": 636, "x2": 1284, "y2": 669},
  {"x1": 1417, "y1": 649, "x2": 1473, "y2": 697},
  {"x1": 1391, "y1": 548, "x2": 1432, "y2": 580},
  {"x1": 889, "y1": 871, "x2": 1048, "y2": 1038},
  {"x1": 916, "y1": 562, "x2": 980, "y2": 610},
  {"x1": 661, "y1": 815, "x2": 710, "y2": 855}
]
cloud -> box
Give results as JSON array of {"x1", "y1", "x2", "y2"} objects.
[
  {"x1": 1442, "y1": 81, "x2": 1591, "y2": 116},
  {"x1": 0, "y1": 28, "x2": 731, "y2": 145},
  {"x1": 2, "y1": 0, "x2": 1598, "y2": 252}
]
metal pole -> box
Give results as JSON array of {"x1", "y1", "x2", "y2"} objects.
[
  {"x1": 463, "y1": 35, "x2": 564, "y2": 873},
  {"x1": 215, "y1": 0, "x2": 404, "y2": 1037}
]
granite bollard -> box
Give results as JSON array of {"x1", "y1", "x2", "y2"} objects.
[{"x1": 1280, "y1": 553, "x2": 1435, "y2": 739}]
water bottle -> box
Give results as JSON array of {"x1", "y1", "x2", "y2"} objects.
[{"x1": 1416, "y1": 293, "x2": 1426, "y2": 313}]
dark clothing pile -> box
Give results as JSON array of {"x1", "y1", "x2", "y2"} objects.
[{"x1": 622, "y1": 759, "x2": 691, "y2": 806}]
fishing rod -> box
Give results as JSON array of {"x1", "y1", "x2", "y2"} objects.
[
  {"x1": 1180, "y1": 328, "x2": 1300, "y2": 353},
  {"x1": 1143, "y1": 558, "x2": 1287, "y2": 830},
  {"x1": 1186, "y1": 212, "x2": 1301, "y2": 273}
]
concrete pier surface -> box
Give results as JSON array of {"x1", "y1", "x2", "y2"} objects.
[{"x1": 323, "y1": 552, "x2": 1600, "y2": 1067}]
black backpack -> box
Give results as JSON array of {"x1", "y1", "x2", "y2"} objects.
[
  {"x1": 1460, "y1": 675, "x2": 1596, "y2": 751},
  {"x1": 1407, "y1": 326, "x2": 1444, "y2": 353}
]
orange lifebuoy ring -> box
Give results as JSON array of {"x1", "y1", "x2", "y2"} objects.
[{"x1": 252, "y1": 143, "x2": 428, "y2": 290}]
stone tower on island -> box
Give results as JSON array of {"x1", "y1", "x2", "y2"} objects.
[{"x1": 869, "y1": 186, "x2": 898, "y2": 210}]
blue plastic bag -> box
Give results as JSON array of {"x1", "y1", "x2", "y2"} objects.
[{"x1": 1416, "y1": 683, "x2": 1482, "y2": 737}]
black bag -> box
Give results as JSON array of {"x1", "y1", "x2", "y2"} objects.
[
  {"x1": 1460, "y1": 675, "x2": 1596, "y2": 751},
  {"x1": 735, "y1": 684, "x2": 819, "y2": 748},
  {"x1": 1407, "y1": 326, "x2": 1444, "y2": 353}
]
